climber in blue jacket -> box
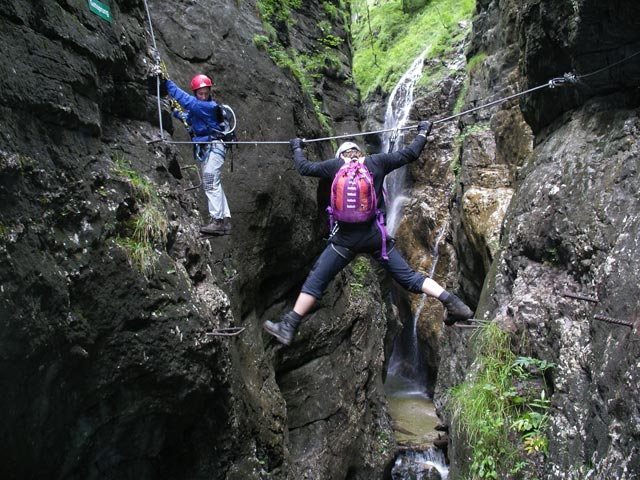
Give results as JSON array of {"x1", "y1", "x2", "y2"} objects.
[{"x1": 159, "y1": 71, "x2": 232, "y2": 235}]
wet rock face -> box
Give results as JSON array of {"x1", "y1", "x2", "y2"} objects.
[
  {"x1": 0, "y1": 0, "x2": 388, "y2": 479},
  {"x1": 272, "y1": 264, "x2": 395, "y2": 480},
  {"x1": 435, "y1": 0, "x2": 640, "y2": 478},
  {"x1": 486, "y1": 97, "x2": 640, "y2": 479}
]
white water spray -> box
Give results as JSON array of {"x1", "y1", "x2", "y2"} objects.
[{"x1": 392, "y1": 448, "x2": 449, "y2": 479}]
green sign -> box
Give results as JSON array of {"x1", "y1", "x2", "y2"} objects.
[{"x1": 89, "y1": 0, "x2": 112, "y2": 23}]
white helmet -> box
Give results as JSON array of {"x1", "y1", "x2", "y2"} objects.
[{"x1": 335, "y1": 141, "x2": 361, "y2": 158}]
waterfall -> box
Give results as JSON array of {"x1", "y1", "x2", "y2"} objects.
[
  {"x1": 383, "y1": 48, "x2": 428, "y2": 236},
  {"x1": 411, "y1": 223, "x2": 448, "y2": 321},
  {"x1": 387, "y1": 224, "x2": 446, "y2": 388},
  {"x1": 384, "y1": 48, "x2": 429, "y2": 388},
  {"x1": 382, "y1": 48, "x2": 451, "y2": 476},
  {"x1": 391, "y1": 448, "x2": 449, "y2": 479}
]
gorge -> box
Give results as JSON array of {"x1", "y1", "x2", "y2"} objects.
[{"x1": 0, "y1": 0, "x2": 639, "y2": 479}]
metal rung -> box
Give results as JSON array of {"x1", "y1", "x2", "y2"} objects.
[
  {"x1": 467, "y1": 318, "x2": 492, "y2": 323},
  {"x1": 205, "y1": 327, "x2": 246, "y2": 337},
  {"x1": 561, "y1": 290, "x2": 599, "y2": 303},
  {"x1": 181, "y1": 164, "x2": 202, "y2": 191},
  {"x1": 593, "y1": 314, "x2": 633, "y2": 328}
]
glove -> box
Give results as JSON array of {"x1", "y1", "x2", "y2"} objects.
[
  {"x1": 151, "y1": 64, "x2": 164, "y2": 78},
  {"x1": 290, "y1": 138, "x2": 304, "y2": 152},
  {"x1": 417, "y1": 120, "x2": 433, "y2": 136}
]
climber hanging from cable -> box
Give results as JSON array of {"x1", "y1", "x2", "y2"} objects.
[
  {"x1": 263, "y1": 121, "x2": 475, "y2": 346},
  {"x1": 153, "y1": 64, "x2": 237, "y2": 236}
]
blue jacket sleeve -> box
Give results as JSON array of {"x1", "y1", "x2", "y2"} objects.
[
  {"x1": 166, "y1": 80, "x2": 208, "y2": 112},
  {"x1": 294, "y1": 149, "x2": 341, "y2": 178},
  {"x1": 172, "y1": 109, "x2": 190, "y2": 123}
]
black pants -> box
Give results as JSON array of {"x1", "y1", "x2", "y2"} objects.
[{"x1": 301, "y1": 224, "x2": 427, "y2": 299}]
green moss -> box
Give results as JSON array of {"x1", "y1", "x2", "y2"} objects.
[
  {"x1": 0, "y1": 224, "x2": 8, "y2": 242},
  {"x1": 322, "y1": 1, "x2": 340, "y2": 20},
  {"x1": 351, "y1": 0, "x2": 475, "y2": 102},
  {"x1": 375, "y1": 430, "x2": 391, "y2": 462},
  {"x1": 452, "y1": 76, "x2": 470, "y2": 116},
  {"x1": 466, "y1": 52, "x2": 487, "y2": 73}
]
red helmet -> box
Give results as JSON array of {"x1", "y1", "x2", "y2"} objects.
[{"x1": 191, "y1": 74, "x2": 212, "y2": 91}]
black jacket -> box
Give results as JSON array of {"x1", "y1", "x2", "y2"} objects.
[{"x1": 292, "y1": 134, "x2": 428, "y2": 219}]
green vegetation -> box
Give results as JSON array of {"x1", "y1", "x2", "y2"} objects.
[
  {"x1": 351, "y1": 0, "x2": 475, "y2": 102},
  {"x1": 375, "y1": 430, "x2": 391, "y2": 461},
  {"x1": 466, "y1": 52, "x2": 487, "y2": 74},
  {"x1": 452, "y1": 78, "x2": 469, "y2": 116},
  {"x1": 253, "y1": 0, "x2": 351, "y2": 135},
  {"x1": 449, "y1": 323, "x2": 556, "y2": 479},
  {"x1": 543, "y1": 247, "x2": 560, "y2": 265},
  {"x1": 0, "y1": 224, "x2": 8, "y2": 243},
  {"x1": 349, "y1": 255, "x2": 371, "y2": 296},
  {"x1": 112, "y1": 153, "x2": 167, "y2": 276},
  {"x1": 113, "y1": 153, "x2": 156, "y2": 203},
  {"x1": 257, "y1": 457, "x2": 273, "y2": 478}
]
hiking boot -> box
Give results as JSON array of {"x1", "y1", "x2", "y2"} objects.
[
  {"x1": 200, "y1": 218, "x2": 227, "y2": 235},
  {"x1": 263, "y1": 312, "x2": 301, "y2": 346},
  {"x1": 223, "y1": 217, "x2": 232, "y2": 234},
  {"x1": 441, "y1": 293, "x2": 473, "y2": 326}
]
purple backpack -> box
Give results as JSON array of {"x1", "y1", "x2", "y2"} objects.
[{"x1": 327, "y1": 161, "x2": 389, "y2": 259}]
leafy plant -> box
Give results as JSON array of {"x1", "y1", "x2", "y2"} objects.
[{"x1": 449, "y1": 323, "x2": 556, "y2": 479}]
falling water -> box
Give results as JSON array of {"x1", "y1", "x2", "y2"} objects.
[
  {"x1": 383, "y1": 48, "x2": 429, "y2": 236},
  {"x1": 411, "y1": 223, "x2": 448, "y2": 323},
  {"x1": 382, "y1": 50, "x2": 449, "y2": 475},
  {"x1": 387, "y1": 223, "x2": 447, "y2": 386},
  {"x1": 384, "y1": 47, "x2": 430, "y2": 386},
  {"x1": 391, "y1": 448, "x2": 449, "y2": 479}
]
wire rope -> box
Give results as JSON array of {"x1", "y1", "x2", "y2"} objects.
[{"x1": 142, "y1": 0, "x2": 640, "y2": 148}]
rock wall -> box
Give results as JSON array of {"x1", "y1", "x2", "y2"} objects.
[
  {"x1": 434, "y1": 0, "x2": 640, "y2": 478},
  {"x1": 0, "y1": 1, "x2": 393, "y2": 479}
]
